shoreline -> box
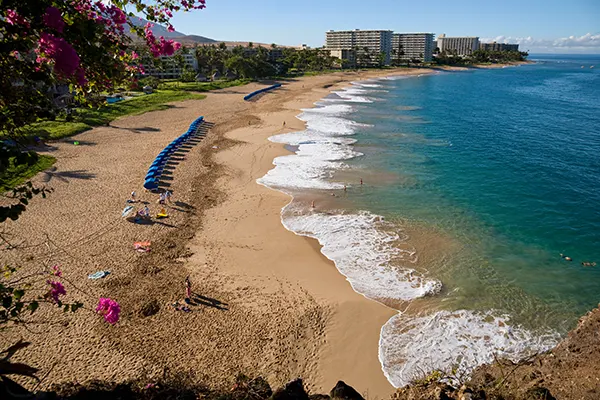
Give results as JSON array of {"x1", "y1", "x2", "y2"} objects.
[
  {"x1": 188, "y1": 69, "x2": 430, "y2": 396},
  {"x1": 1, "y1": 65, "x2": 512, "y2": 397}
]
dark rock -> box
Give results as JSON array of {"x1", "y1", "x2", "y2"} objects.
[
  {"x1": 524, "y1": 387, "x2": 555, "y2": 400},
  {"x1": 329, "y1": 381, "x2": 364, "y2": 400},
  {"x1": 139, "y1": 299, "x2": 160, "y2": 317},
  {"x1": 309, "y1": 395, "x2": 331, "y2": 400},
  {"x1": 271, "y1": 378, "x2": 309, "y2": 400}
]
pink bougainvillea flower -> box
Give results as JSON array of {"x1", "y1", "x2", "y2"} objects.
[
  {"x1": 38, "y1": 33, "x2": 80, "y2": 77},
  {"x1": 52, "y1": 264, "x2": 62, "y2": 277},
  {"x1": 167, "y1": 24, "x2": 175, "y2": 33},
  {"x1": 46, "y1": 280, "x2": 66, "y2": 303},
  {"x1": 43, "y1": 6, "x2": 65, "y2": 33},
  {"x1": 131, "y1": 51, "x2": 139, "y2": 60},
  {"x1": 108, "y1": 5, "x2": 127, "y2": 25},
  {"x1": 96, "y1": 297, "x2": 121, "y2": 324},
  {"x1": 6, "y1": 9, "x2": 30, "y2": 28}
]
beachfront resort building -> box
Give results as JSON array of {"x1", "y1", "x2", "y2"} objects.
[
  {"x1": 326, "y1": 29, "x2": 393, "y2": 66},
  {"x1": 391, "y1": 33, "x2": 435, "y2": 63},
  {"x1": 436, "y1": 34, "x2": 480, "y2": 56},
  {"x1": 328, "y1": 49, "x2": 357, "y2": 68},
  {"x1": 479, "y1": 42, "x2": 520, "y2": 52},
  {"x1": 142, "y1": 53, "x2": 198, "y2": 79}
]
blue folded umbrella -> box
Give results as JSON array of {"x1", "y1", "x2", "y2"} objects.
[{"x1": 144, "y1": 180, "x2": 159, "y2": 190}]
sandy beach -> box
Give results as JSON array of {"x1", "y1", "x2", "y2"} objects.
[{"x1": 2, "y1": 67, "x2": 442, "y2": 398}]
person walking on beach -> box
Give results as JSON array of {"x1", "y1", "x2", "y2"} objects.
[
  {"x1": 165, "y1": 190, "x2": 172, "y2": 204},
  {"x1": 360, "y1": 178, "x2": 363, "y2": 185},
  {"x1": 185, "y1": 276, "x2": 192, "y2": 302}
]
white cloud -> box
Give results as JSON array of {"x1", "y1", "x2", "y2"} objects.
[{"x1": 480, "y1": 33, "x2": 600, "y2": 53}]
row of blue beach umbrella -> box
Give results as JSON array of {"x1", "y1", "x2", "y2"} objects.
[
  {"x1": 143, "y1": 116, "x2": 204, "y2": 190},
  {"x1": 243, "y1": 83, "x2": 282, "y2": 101}
]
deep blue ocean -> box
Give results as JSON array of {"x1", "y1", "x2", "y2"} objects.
[{"x1": 259, "y1": 54, "x2": 600, "y2": 386}]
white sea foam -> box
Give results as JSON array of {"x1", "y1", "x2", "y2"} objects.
[
  {"x1": 354, "y1": 82, "x2": 383, "y2": 88},
  {"x1": 282, "y1": 208, "x2": 442, "y2": 301},
  {"x1": 379, "y1": 310, "x2": 560, "y2": 387},
  {"x1": 258, "y1": 156, "x2": 347, "y2": 190},
  {"x1": 301, "y1": 103, "x2": 354, "y2": 115},
  {"x1": 329, "y1": 86, "x2": 375, "y2": 103}
]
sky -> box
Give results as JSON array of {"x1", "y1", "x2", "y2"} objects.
[{"x1": 167, "y1": 0, "x2": 600, "y2": 53}]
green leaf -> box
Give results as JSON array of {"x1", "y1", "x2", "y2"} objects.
[
  {"x1": 28, "y1": 301, "x2": 38, "y2": 314},
  {"x1": 13, "y1": 289, "x2": 25, "y2": 300}
]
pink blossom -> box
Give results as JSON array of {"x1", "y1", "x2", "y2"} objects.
[
  {"x1": 164, "y1": 9, "x2": 173, "y2": 18},
  {"x1": 96, "y1": 297, "x2": 120, "y2": 324},
  {"x1": 5, "y1": 9, "x2": 30, "y2": 28},
  {"x1": 47, "y1": 280, "x2": 66, "y2": 304},
  {"x1": 167, "y1": 24, "x2": 175, "y2": 33},
  {"x1": 108, "y1": 5, "x2": 127, "y2": 25},
  {"x1": 52, "y1": 264, "x2": 62, "y2": 277},
  {"x1": 43, "y1": 7, "x2": 65, "y2": 33},
  {"x1": 38, "y1": 33, "x2": 80, "y2": 77},
  {"x1": 161, "y1": 38, "x2": 175, "y2": 56},
  {"x1": 173, "y1": 42, "x2": 182, "y2": 51},
  {"x1": 131, "y1": 51, "x2": 139, "y2": 60}
]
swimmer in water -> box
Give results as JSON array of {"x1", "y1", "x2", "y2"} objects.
[
  {"x1": 343, "y1": 185, "x2": 347, "y2": 192},
  {"x1": 311, "y1": 200, "x2": 315, "y2": 209},
  {"x1": 360, "y1": 178, "x2": 363, "y2": 185}
]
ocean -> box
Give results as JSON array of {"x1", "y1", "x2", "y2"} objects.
[{"x1": 258, "y1": 54, "x2": 600, "y2": 387}]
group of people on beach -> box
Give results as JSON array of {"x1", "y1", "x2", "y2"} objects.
[{"x1": 127, "y1": 189, "x2": 172, "y2": 221}]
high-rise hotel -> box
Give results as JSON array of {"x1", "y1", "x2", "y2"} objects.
[
  {"x1": 326, "y1": 29, "x2": 434, "y2": 66},
  {"x1": 391, "y1": 33, "x2": 435, "y2": 62},
  {"x1": 325, "y1": 29, "x2": 393, "y2": 66}
]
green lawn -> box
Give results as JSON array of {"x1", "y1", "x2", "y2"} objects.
[
  {"x1": 158, "y1": 79, "x2": 252, "y2": 92},
  {"x1": 0, "y1": 154, "x2": 56, "y2": 192},
  {"x1": 23, "y1": 90, "x2": 207, "y2": 141}
]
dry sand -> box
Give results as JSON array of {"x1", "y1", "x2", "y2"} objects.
[{"x1": 1, "y1": 68, "x2": 440, "y2": 398}]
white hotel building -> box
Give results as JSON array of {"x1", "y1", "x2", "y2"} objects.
[
  {"x1": 326, "y1": 29, "x2": 393, "y2": 66},
  {"x1": 391, "y1": 33, "x2": 435, "y2": 62},
  {"x1": 436, "y1": 34, "x2": 480, "y2": 56}
]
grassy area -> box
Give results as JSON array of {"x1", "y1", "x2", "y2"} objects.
[
  {"x1": 158, "y1": 78, "x2": 252, "y2": 92},
  {"x1": 23, "y1": 90, "x2": 207, "y2": 141},
  {"x1": 0, "y1": 154, "x2": 56, "y2": 192}
]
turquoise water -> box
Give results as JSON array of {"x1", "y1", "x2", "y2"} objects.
[
  {"x1": 346, "y1": 55, "x2": 600, "y2": 330},
  {"x1": 259, "y1": 55, "x2": 600, "y2": 385}
]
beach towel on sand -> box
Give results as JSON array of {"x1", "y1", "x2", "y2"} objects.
[
  {"x1": 88, "y1": 270, "x2": 110, "y2": 280},
  {"x1": 134, "y1": 241, "x2": 151, "y2": 252}
]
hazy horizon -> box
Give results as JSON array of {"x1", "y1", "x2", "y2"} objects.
[{"x1": 159, "y1": 0, "x2": 600, "y2": 54}]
